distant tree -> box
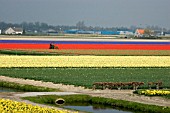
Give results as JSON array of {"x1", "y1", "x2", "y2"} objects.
[
  {"x1": 35, "y1": 22, "x2": 40, "y2": 27},
  {"x1": 41, "y1": 23, "x2": 48, "y2": 30},
  {"x1": 28, "y1": 22, "x2": 34, "y2": 30},
  {"x1": 23, "y1": 29, "x2": 26, "y2": 34},
  {"x1": 76, "y1": 21, "x2": 86, "y2": 30},
  {"x1": 0, "y1": 21, "x2": 169, "y2": 35},
  {"x1": 144, "y1": 28, "x2": 155, "y2": 37},
  {"x1": 21, "y1": 21, "x2": 28, "y2": 30}
]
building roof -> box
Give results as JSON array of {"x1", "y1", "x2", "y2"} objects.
[
  {"x1": 12, "y1": 27, "x2": 23, "y2": 32},
  {"x1": 137, "y1": 29, "x2": 145, "y2": 34}
]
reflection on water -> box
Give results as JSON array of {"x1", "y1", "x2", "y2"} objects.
[
  {"x1": 0, "y1": 87, "x2": 20, "y2": 92},
  {"x1": 64, "y1": 105, "x2": 132, "y2": 113}
]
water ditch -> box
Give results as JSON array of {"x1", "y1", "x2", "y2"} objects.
[
  {"x1": 0, "y1": 87, "x2": 22, "y2": 92},
  {"x1": 0, "y1": 86, "x2": 145, "y2": 113},
  {"x1": 1, "y1": 88, "x2": 133, "y2": 113},
  {"x1": 63, "y1": 105, "x2": 133, "y2": 113},
  {"x1": 54, "y1": 98, "x2": 134, "y2": 113}
]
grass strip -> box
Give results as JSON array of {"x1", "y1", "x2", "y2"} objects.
[
  {"x1": 0, "y1": 81, "x2": 60, "y2": 92},
  {"x1": 0, "y1": 49, "x2": 63, "y2": 56},
  {"x1": 1, "y1": 49, "x2": 170, "y2": 56}
]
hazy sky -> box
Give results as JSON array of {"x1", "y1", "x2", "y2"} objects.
[{"x1": 0, "y1": 0, "x2": 170, "y2": 28}]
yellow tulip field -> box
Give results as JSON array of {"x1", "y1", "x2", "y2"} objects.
[
  {"x1": 0, "y1": 98, "x2": 76, "y2": 113},
  {"x1": 0, "y1": 56, "x2": 170, "y2": 68},
  {"x1": 140, "y1": 90, "x2": 170, "y2": 96}
]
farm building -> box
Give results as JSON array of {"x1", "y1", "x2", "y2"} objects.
[
  {"x1": 134, "y1": 29, "x2": 145, "y2": 37},
  {"x1": 101, "y1": 31, "x2": 119, "y2": 35},
  {"x1": 46, "y1": 29, "x2": 58, "y2": 35},
  {"x1": 64, "y1": 29, "x2": 134, "y2": 35},
  {"x1": 77, "y1": 30, "x2": 95, "y2": 34},
  {"x1": 64, "y1": 29, "x2": 79, "y2": 34},
  {"x1": 4, "y1": 27, "x2": 23, "y2": 35},
  {"x1": 165, "y1": 33, "x2": 170, "y2": 36},
  {"x1": 117, "y1": 31, "x2": 134, "y2": 35}
]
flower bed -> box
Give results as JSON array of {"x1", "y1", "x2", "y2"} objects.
[
  {"x1": 0, "y1": 98, "x2": 76, "y2": 113},
  {"x1": 137, "y1": 90, "x2": 170, "y2": 96},
  {"x1": 0, "y1": 39, "x2": 169, "y2": 50},
  {"x1": 0, "y1": 56, "x2": 169, "y2": 68}
]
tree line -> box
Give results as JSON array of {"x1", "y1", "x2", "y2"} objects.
[{"x1": 0, "y1": 21, "x2": 169, "y2": 33}]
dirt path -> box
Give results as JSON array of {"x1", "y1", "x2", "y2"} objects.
[{"x1": 0, "y1": 76, "x2": 170, "y2": 107}]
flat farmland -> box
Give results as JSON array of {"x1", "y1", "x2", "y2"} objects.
[
  {"x1": 0, "y1": 36, "x2": 169, "y2": 57},
  {"x1": 0, "y1": 36, "x2": 170, "y2": 90},
  {"x1": 1, "y1": 49, "x2": 169, "y2": 56},
  {"x1": 0, "y1": 68, "x2": 169, "y2": 88},
  {"x1": 0, "y1": 37, "x2": 170, "y2": 50}
]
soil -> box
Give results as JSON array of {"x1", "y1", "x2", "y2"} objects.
[{"x1": 0, "y1": 75, "x2": 170, "y2": 109}]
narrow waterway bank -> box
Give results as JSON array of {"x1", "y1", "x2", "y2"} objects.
[{"x1": 0, "y1": 76, "x2": 170, "y2": 107}]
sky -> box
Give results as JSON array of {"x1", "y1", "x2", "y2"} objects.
[{"x1": 0, "y1": 0, "x2": 170, "y2": 29}]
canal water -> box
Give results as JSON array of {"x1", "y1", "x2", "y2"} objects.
[
  {"x1": 0, "y1": 87, "x2": 21, "y2": 92},
  {"x1": 64, "y1": 105, "x2": 133, "y2": 113},
  {"x1": 0, "y1": 87, "x2": 135, "y2": 113}
]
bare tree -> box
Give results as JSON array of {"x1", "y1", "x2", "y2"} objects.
[
  {"x1": 144, "y1": 28, "x2": 155, "y2": 37},
  {"x1": 76, "y1": 21, "x2": 86, "y2": 30}
]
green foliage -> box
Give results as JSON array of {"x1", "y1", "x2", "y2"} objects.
[
  {"x1": 0, "y1": 81, "x2": 59, "y2": 92},
  {"x1": 23, "y1": 94, "x2": 170, "y2": 113},
  {"x1": 163, "y1": 95, "x2": 170, "y2": 99},
  {"x1": 0, "y1": 50, "x2": 61, "y2": 56},
  {"x1": 1, "y1": 49, "x2": 170, "y2": 56},
  {"x1": 23, "y1": 95, "x2": 91, "y2": 105},
  {"x1": 0, "y1": 68, "x2": 169, "y2": 89}
]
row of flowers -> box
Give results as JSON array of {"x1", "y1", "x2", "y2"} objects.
[
  {"x1": 0, "y1": 98, "x2": 76, "y2": 113},
  {"x1": 0, "y1": 56, "x2": 169, "y2": 68},
  {"x1": 0, "y1": 43, "x2": 170, "y2": 50},
  {"x1": 138, "y1": 90, "x2": 170, "y2": 96},
  {"x1": 0, "y1": 56, "x2": 170, "y2": 67},
  {"x1": 12, "y1": 49, "x2": 170, "y2": 56}
]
